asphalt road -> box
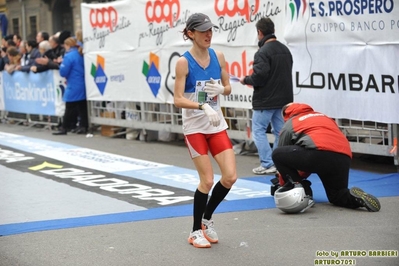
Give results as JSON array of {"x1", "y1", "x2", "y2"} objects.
[{"x1": 0, "y1": 123, "x2": 398, "y2": 266}]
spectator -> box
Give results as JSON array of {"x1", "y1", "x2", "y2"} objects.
[
  {"x1": 18, "y1": 40, "x2": 28, "y2": 66},
  {"x1": 1, "y1": 34, "x2": 13, "y2": 48},
  {"x1": 31, "y1": 40, "x2": 58, "y2": 73},
  {"x1": 4, "y1": 46, "x2": 21, "y2": 74},
  {"x1": 36, "y1": 31, "x2": 49, "y2": 44},
  {"x1": 13, "y1": 34, "x2": 22, "y2": 47},
  {"x1": 34, "y1": 35, "x2": 65, "y2": 68},
  {"x1": 240, "y1": 18, "x2": 294, "y2": 175},
  {"x1": 50, "y1": 35, "x2": 65, "y2": 60},
  {"x1": 75, "y1": 29, "x2": 83, "y2": 49},
  {"x1": 58, "y1": 30, "x2": 71, "y2": 46},
  {"x1": 53, "y1": 37, "x2": 88, "y2": 135},
  {"x1": 19, "y1": 40, "x2": 41, "y2": 72},
  {"x1": 0, "y1": 47, "x2": 7, "y2": 71},
  {"x1": 7, "y1": 39, "x2": 16, "y2": 48}
]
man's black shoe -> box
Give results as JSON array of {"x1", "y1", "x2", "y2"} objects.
[
  {"x1": 52, "y1": 130, "x2": 67, "y2": 135},
  {"x1": 75, "y1": 128, "x2": 87, "y2": 134}
]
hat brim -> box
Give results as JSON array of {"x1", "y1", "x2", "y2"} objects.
[{"x1": 194, "y1": 21, "x2": 219, "y2": 32}]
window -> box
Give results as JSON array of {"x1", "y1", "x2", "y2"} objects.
[
  {"x1": 12, "y1": 18, "x2": 19, "y2": 35},
  {"x1": 29, "y1": 16, "x2": 37, "y2": 39}
]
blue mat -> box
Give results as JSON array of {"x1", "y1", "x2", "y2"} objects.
[
  {"x1": 244, "y1": 170, "x2": 399, "y2": 203},
  {"x1": 1, "y1": 170, "x2": 398, "y2": 236}
]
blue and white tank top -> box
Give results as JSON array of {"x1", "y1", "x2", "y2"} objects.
[{"x1": 181, "y1": 48, "x2": 228, "y2": 135}]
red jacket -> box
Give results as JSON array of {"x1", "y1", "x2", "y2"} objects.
[{"x1": 279, "y1": 103, "x2": 352, "y2": 158}]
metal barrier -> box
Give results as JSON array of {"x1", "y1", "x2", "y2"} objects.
[
  {"x1": 2, "y1": 112, "x2": 60, "y2": 130},
  {"x1": 88, "y1": 101, "x2": 398, "y2": 167}
]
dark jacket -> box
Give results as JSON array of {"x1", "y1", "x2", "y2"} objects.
[
  {"x1": 0, "y1": 56, "x2": 6, "y2": 71},
  {"x1": 20, "y1": 48, "x2": 41, "y2": 72},
  {"x1": 34, "y1": 49, "x2": 59, "y2": 73},
  {"x1": 279, "y1": 103, "x2": 352, "y2": 158},
  {"x1": 244, "y1": 36, "x2": 293, "y2": 110},
  {"x1": 52, "y1": 44, "x2": 65, "y2": 59}
]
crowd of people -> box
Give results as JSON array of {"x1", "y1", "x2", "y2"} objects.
[{"x1": 0, "y1": 29, "x2": 88, "y2": 134}]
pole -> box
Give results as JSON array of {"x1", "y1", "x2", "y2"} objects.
[{"x1": 19, "y1": 0, "x2": 27, "y2": 40}]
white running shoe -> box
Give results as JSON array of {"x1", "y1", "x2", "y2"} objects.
[
  {"x1": 201, "y1": 219, "x2": 218, "y2": 243},
  {"x1": 252, "y1": 165, "x2": 277, "y2": 175},
  {"x1": 188, "y1": 229, "x2": 211, "y2": 248}
]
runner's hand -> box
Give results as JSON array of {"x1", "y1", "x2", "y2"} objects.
[
  {"x1": 202, "y1": 103, "x2": 220, "y2": 127},
  {"x1": 204, "y1": 78, "x2": 224, "y2": 98}
]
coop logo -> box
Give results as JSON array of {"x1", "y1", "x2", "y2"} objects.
[
  {"x1": 215, "y1": 0, "x2": 260, "y2": 22},
  {"x1": 85, "y1": 6, "x2": 131, "y2": 48},
  {"x1": 91, "y1": 55, "x2": 108, "y2": 95},
  {"x1": 289, "y1": 0, "x2": 307, "y2": 21},
  {"x1": 145, "y1": 0, "x2": 180, "y2": 27},
  {"x1": 142, "y1": 52, "x2": 161, "y2": 97},
  {"x1": 89, "y1": 6, "x2": 118, "y2": 31}
]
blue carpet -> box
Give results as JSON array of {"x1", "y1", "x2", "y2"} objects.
[
  {"x1": 1, "y1": 170, "x2": 398, "y2": 236},
  {"x1": 244, "y1": 170, "x2": 399, "y2": 203}
]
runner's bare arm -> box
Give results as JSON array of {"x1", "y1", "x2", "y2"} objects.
[
  {"x1": 216, "y1": 50, "x2": 232, "y2": 96},
  {"x1": 174, "y1": 57, "x2": 202, "y2": 109}
]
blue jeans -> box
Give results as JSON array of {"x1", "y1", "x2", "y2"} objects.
[{"x1": 252, "y1": 109, "x2": 285, "y2": 168}]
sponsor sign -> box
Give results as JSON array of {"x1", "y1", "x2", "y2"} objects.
[
  {"x1": 1, "y1": 71, "x2": 65, "y2": 116},
  {"x1": 286, "y1": 0, "x2": 399, "y2": 122},
  {"x1": 80, "y1": 0, "x2": 398, "y2": 123}
]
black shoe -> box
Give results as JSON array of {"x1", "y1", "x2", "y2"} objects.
[
  {"x1": 70, "y1": 128, "x2": 78, "y2": 133},
  {"x1": 75, "y1": 127, "x2": 87, "y2": 134},
  {"x1": 350, "y1": 187, "x2": 381, "y2": 212},
  {"x1": 52, "y1": 130, "x2": 67, "y2": 135}
]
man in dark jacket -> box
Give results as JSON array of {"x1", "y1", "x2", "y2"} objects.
[
  {"x1": 271, "y1": 102, "x2": 381, "y2": 212},
  {"x1": 240, "y1": 17, "x2": 293, "y2": 175},
  {"x1": 18, "y1": 40, "x2": 41, "y2": 72}
]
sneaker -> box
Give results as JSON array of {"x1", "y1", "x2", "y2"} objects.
[
  {"x1": 188, "y1": 229, "x2": 211, "y2": 248},
  {"x1": 201, "y1": 219, "x2": 218, "y2": 243},
  {"x1": 349, "y1": 187, "x2": 381, "y2": 212},
  {"x1": 252, "y1": 165, "x2": 277, "y2": 175}
]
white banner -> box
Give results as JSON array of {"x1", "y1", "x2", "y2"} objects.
[
  {"x1": 285, "y1": 0, "x2": 399, "y2": 123},
  {"x1": 82, "y1": 0, "x2": 399, "y2": 123},
  {"x1": 83, "y1": 0, "x2": 286, "y2": 107},
  {"x1": 81, "y1": 0, "x2": 137, "y2": 52}
]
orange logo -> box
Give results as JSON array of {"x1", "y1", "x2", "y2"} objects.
[
  {"x1": 215, "y1": 0, "x2": 260, "y2": 22},
  {"x1": 225, "y1": 50, "x2": 253, "y2": 78},
  {"x1": 145, "y1": 0, "x2": 180, "y2": 27},
  {"x1": 89, "y1": 7, "x2": 118, "y2": 31}
]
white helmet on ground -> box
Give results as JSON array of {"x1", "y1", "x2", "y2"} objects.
[{"x1": 274, "y1": 183, "x2": 311, "y2": 214}]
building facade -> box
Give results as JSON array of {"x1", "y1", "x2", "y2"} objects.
[{"x1": 4, "y1": 0, "x2": 116, "y2": 40}]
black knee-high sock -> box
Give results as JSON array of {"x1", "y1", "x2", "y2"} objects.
[
  {"x1": 203, "y1": 181, "x2": 230, "y2": 220},
  {"x1": 193, "y1": 189, "x2": 208, "y2": 231}
]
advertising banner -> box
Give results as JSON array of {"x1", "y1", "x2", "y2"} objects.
[
  {"x1": 81, "y1": 0, "x2": 137, "y2": 52},
  {"x1": 83, "y1": 0, "x2": 285, "y2": 106},
  {"x1": 1, "y1": 71, "x2": 65, "y2": 116},
  {"x1": 81, "y1": 0, "x2": 286, "y2": 50},
  {"x1": 285, "y1": 0, "x2": 399, "y2": 123},
  {"x1": 82, "y1": 0, "x2": 399, "y2": 123}
]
